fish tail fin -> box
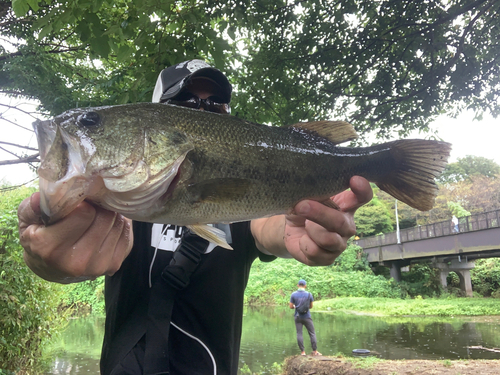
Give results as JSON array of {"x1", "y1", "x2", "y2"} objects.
[{"x1": 374, "y1": 140, "x2": 451, "y2": 211}]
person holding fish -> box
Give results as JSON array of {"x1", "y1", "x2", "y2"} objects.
[{"x1": 17, "y1": 59, "x2": 448, "y2": 374}]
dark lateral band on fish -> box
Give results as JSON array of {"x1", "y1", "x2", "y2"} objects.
[{"x1": 33, "y1": 103, "x2": 452, "y2": 249}]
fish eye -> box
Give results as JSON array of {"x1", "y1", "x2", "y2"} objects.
[{"x1": 78, "y1": 112, "x2": 101, "y2": 127}]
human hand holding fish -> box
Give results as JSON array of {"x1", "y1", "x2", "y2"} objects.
[
  {"x1": 251, "y1": 176, "x2": 372, "y2": 265},
  {"x1": 285, "y1": 176, "x2": 373, "y2": 265},
  {"x1": 18, "y1": 192, "x2": 133, "y2": 284}
]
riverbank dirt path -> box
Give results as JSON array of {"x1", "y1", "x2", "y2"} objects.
[{"x1": 283, "y1": 356, "x2": 500, "y2": 374}]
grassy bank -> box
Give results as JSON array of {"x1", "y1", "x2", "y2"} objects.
[
  {"x1": 284, "y1": 356, "x2": 500, "y2": 375},
  {"x1": 314, "y1": 296, "x2": 500, "y2": 316},
  {"x1": 245, "y1": 245, "x2": 405, "y2": 305}
]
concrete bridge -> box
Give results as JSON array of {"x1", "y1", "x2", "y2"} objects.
[{"x1": 354, "y1": 209, "x2": 500, "y2": 297}]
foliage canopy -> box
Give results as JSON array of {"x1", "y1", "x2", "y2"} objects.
[
  {"x1": 438, "y1": 155, "x2": 500, "y2": 184},
  {"x1": 1, "y1": 0, "x2": 499, "y2": 137}
]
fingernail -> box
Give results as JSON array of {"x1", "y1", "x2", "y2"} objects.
[{"x1": 297, "y1": 202, "x2": 310, "y2": 215}]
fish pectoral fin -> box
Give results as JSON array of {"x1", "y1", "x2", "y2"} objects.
[
  {"x1": 187, "y1": 224, "x2": 233, "y2": 250},
  {"x1": 291, "y1": 121, "x2": 358, "y2": 145},
  {"x1": 320, "y1": 198, "x2": 341, "y2": 211},
  {"x1": 187, "y1": 178, "x2": 252, "y2": 203}
]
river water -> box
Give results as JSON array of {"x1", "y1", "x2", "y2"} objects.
[{"x1": 45, "y1": 306, "x2": 500, "y2": 374}]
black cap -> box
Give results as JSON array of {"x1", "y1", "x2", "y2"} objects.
[{"x1": 152, "y1": 60, "x2": 232, "y2": 103}]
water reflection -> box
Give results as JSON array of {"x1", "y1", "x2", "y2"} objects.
[
  {"x1": 45, "y1": 307, "x2": 500, "y2": 374},
  {"x1": 239, "y1": 307, "x2": 500, "y2": 372},
  {"x1": 45, "y1": 315, "x2": 104, "y2": 374}
]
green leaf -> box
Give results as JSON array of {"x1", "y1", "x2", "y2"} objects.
[
  {"x1": 38, "y1": 23, "x2": 53, "y2": 39},
  {"x1": 90, "y1": 36, "x2": 111, "y2": 57},
  {"x1": 12, "y1": 0, "x2": 30, "y2": 17},
  {"x1": 116, "y1": 45, "x2": 133, "y2": 62},
  {"x1": 26, "y1": 0, "x2": 40, "y2": 12},
  {"x1": 102, "y1": 24, "x2": 121, "y2": 36},
  {"x1": 92, "y1": 0, "x2": 104, "y2": 12},
  {"x1": 76, "y1": 21, "x2": 92, "y2": 42},
  {"x1": 195, "y1": 37, "x2": 207, "y2": 52},
  {"x1": 228, "y1": 26, "x2": 236, "y2": 40}
]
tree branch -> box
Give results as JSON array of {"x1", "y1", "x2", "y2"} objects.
[
  {"x1": 0, "y1": 115, "x2": 35, "y2": 132},
  {"x1": 0, "y1": 177, "x2": 39, "y2": 192},
  {"x1": 0, "y1": 153, "x2": 39, "y2": 166},
  {"x1": 0, "y1": 45, "x2": 85, "y2": 62},
  {"x1": 0, "y1": 141, "x2": 38, "y2": 151},
  {"x1": 0, "y1": 102, "x2": 40, "y2": 119}
]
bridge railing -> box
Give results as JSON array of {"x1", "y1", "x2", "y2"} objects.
[{"x1": 356, "y1": 209, "x2": 500, "y2": 249}]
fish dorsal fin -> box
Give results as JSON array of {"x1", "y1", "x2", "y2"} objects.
[{"x1": 291, "y1": 121, "x2": 358, "y2": 145}]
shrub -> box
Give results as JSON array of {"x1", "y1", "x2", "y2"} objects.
[
  {"x1": 400, "y1": 264, "x2": 442, "y2": 297},
  {"x1": 471, "y1": 258, "x2": 500, "y2": 296},
  {"x1": 0, "y1": 187, "x2": 67, "y2": 373},
  {"x1": 62, "y1": 277, "x2": 106, "y2": 314},
  {"x1": 244, "y1": 244, "x2": 406, "y2": 305}
]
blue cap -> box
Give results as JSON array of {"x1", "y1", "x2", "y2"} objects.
[{"x1": 298, "y1": 279, "x2": 306, "y2": 286}]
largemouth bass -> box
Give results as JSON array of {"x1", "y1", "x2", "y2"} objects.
[{"x1": 33, "y1": 103, "x2": 451, "y2": 249}]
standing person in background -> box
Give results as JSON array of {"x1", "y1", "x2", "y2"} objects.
[
  {"x1": 452, "y1": 215, "x2": 459, "y2": 233},
  {"x1": 290, "y1": 279, "x2": 321, "y2": 356}
]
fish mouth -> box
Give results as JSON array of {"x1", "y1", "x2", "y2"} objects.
[
  {"x1": 34, "y1": 117, "x2": 191, "y2": 225},
  {"x1": 33, "y1": 119, "x2": 95, "y2": 225}
]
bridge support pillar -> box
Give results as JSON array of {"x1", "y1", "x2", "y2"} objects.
[
  {"x1": 434, "y1": 259, "x2": 475, "y2": 297},
  {"x1": 389, "y1": 262, "x2": 402, "y2": 282}
]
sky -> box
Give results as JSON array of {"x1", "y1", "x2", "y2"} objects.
[
  {"x1": 0, "y1": 95, "x2": 499, "y2": 187},
  {"x1": 0, "y1": 96, "x2": 39, "y2": 186}
]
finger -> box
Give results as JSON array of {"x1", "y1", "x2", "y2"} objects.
[
  {"x1": 27, "y1": 202, "x2": 97, "y2": 259},
  {"x1": 290, "y1": 234, "x2": 343, "y2": 266},
  {"x1": 76, "y1": 208, "x2": 121, "y2": 277},
  {"x1": 83, "y1": 210, "x2": 133, "y2": 277},
  {"x1": 106, "y1": 216, "x2": 133, "y2": 276},
  {"x1": 334, "y1": 176, "x2": 373, "y2": 213},
  {"x1": 293, "y1": 200, "x2": 356, "y2": 239},
  {"x1": 301, "y1": 220, "x2": 349, "y2": 252},
  {"x1": 17, "y1": 193, "x2": 43, "y2": 233},
  {"x1": 26, "y1": 204, "x2": 98, "y2": 277}
]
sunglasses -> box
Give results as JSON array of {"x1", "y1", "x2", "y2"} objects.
[{"x1": 165, "y1": 92, "x2": 230, "y2": 114}]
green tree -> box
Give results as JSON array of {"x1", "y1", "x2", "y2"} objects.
[
  {"x1": 1, "y1": 0, "x2": 499, "y2": 137},
  {"x1": 471, "y1": 258, "x2": 500, "y2": 297},
  {"x1": 354, "y1": 195, "x2": 394, "y2": 237},
  {"x1": 438, "y1": 155, "x2": 500, "y2": 184},
  {"x1": 440, "y1": 174, "x2": 500, "y2": 214},
  {"x1": 447, "y1": 201, "x2": 470, "y2": 218}
]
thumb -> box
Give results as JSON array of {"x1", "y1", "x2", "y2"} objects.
[
  {"x1": 18, "y1": 192, "x2": 44, "y2": 227},
  {"x1": 335, "y1": 176, "x2": 373, "y2": 214}
]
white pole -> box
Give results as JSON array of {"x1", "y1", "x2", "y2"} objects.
[{"x1": 395, "y1": 199, "x2": 401, "y2": 244}]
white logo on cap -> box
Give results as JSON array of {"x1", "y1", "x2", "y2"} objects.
[{"x1": 175, "y1": 59, "x2": 210, "y2": 72}]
